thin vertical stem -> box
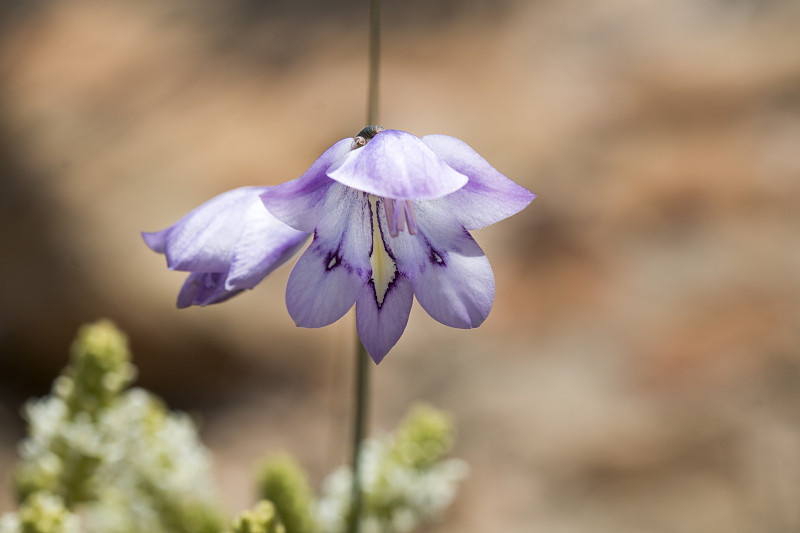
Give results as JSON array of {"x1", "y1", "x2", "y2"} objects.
[
  {"x1": 367, "y1": 0, "x2": 381, "y2": 125},
  {"x1": 347, "y1": 339, "x2": 370, "y2": 533},
  {"x1": 348, "y1": 4, "x2": 381, "y2": 533}
]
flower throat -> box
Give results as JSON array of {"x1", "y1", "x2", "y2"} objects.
[{"x1": 352, "y1": 125, "x2": 419, "y2": 238}]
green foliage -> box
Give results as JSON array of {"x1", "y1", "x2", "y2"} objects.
[{"x1": 257, "y1": 456, "x2": 315, "y2": 533}]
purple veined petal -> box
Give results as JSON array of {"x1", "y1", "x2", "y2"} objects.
[
  {"x1": 260, "y1": 138, "x2": 352, "y2": 232},
  {"x1": 422, "y1": 134, "x2": 535, "y2": 230},
  {"x1": 285, "y1": 184, "x2": 373, "y2": 327},
  {"x1": 142, "y1": 187, "x2": 270, "y2": 272},
  {"x1": 384, "y1": 201, "x2": 495, "y2": 328},
  {"x1": 327, "y1": 130, "x2": 468, "y2": 200},
  {"x1": 356, "y1": 275, "x2": 414, "y2": 364},
  {"x1": 177, "y1": 272, "x2": 243, "y2": 308}
]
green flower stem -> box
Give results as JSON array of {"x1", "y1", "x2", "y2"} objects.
[
  {"x1": 347, "y1": 3, "x2": 380, "y2": 533},
  {"x1": 346, "y1": 339, "x2": 371, "y2": 533},
  {"x1": 347, "y1": 2, "x2": 381, "y2": 532},
  {"x1": 367, "y1": 0, "x2": 381, "y2": 126}
]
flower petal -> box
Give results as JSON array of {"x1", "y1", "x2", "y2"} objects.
[
  {"x1": 176, "y1": 272, "x2": 242, "y2": 308},
  {"x1": 260, "y1": 138, "x2": 352, "y2": 232},
  {"x1": 385, "y1": 202, "x2": 495, "y2": 328},
  {"x1": 141, "y1": 228, "x2": 169, "y2": 254},
  {"x1": 225, "y1": 201, "x2": 309, "y2": 290},
  {"x1": 327, "y1": 130, "x2": 468, "y2": 200},
  {"x1": 142, "y1": 186, "x2": 309, "y2": 307},
  {"x1": 142, "y1": 187, "x2": 268, "y2": 272},
  {"x1": 422, "y1": 134, "x2": 535, "y2": 230},
  {"x1": 285, "y1": 185, "x2": 372, "y2": 327},
  {"x1": 356, "y1": 275, "x2": 413, "y2": 364}
]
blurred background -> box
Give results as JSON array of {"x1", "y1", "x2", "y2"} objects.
[{"x1": 1, "y1": 0, "x2": 800, "y2": 531}]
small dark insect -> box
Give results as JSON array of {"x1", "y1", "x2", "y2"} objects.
[{"x1": 352, "y1": 125, "x2": 385, "y2": 148}]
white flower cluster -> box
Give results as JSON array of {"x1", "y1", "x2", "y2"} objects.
[
  {"x1": 80, "y1": 389, "x2": 221, "y2": 533},
  {"x1": 316, "y1": 425, "x2": 468, "y2": 533},
  {"x1": 9, "y1": 387, "x2": 222, "y2": 533},
  {"x1": 1, "y1": 321, "x2": 469, "y2": 533},
  {"x1": 0, "y1": 492, "x2": 81, "y2": 533},
  {"x1": 1, "y1": 320, "x2": 222, "y2": 533}
]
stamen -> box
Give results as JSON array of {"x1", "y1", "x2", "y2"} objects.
[
  {"x1": 382, "y1": 198, "x2": 418, "y2": 237},
  {"x1": 403, "y1": 200, "x2": 418, "y2": 235},
  {"x1": 392, "y1": 202, "x2": 405, "y2": 235},
  {"x1": 383, "y1": 198, "x2": 395, "y2": 235}
]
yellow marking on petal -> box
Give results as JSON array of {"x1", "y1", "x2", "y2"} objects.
[{"x1": 369, "y1": 196, "x2": 397, "y2": 307}]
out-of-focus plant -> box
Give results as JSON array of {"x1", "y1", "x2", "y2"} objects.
[
  {"x1": 315, "y1": 406, "x2": 468, "y2": 533},
  {"x1": 0, "y1": 492, "x2": 80, "y2": 533},
  {"x1": 0, "y1": 321, "x2": 466, "y2": 533},
  {"x1": 257, "y1": 456, "x2": 316, "y2": 533},
  {"x1": 225, "y1": 501, "x2": 285, "y2": 533},
  {"x1": 5, "y1": 320, "x2": 224, "y2": 533}
]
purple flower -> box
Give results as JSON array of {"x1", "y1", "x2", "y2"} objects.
[
  {"x1": 142, "y1": 186, "x2": 309, "y2": 308},
  {"x1": 143, "y1": 128, "x2": 534, "y2": 363}
]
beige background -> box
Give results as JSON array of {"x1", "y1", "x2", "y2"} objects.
[{"x1": 1, "y1": 0, "x2": 800, "y2": 531}]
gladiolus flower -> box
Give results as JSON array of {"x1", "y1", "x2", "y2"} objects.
[{"x1": 143, "y1": 128, "x2": 534, "y2": 363}]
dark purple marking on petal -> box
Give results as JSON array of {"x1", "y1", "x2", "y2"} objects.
[
  {"x1": 429, "y1": 246, "x2": 446, "y2": 267},
  {"x1": 285, "y1": 186, "x2": 373, "y2": 328},
  {"x1": 381, "y1": 201, "x2": 494, "y2": 328},
  {"x1": 324, "y1": 248, "x2": 341, "y2": 271},
  {"x1": 356, "y1": 274, "x2": 414, "y2": 364}
]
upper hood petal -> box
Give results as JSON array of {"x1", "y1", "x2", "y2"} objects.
[{"x1": 327, "y1": 130, "x2": 468, "y2": 200}]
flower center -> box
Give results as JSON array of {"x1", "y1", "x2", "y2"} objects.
[{"x1": 351, "y1": 125, "x2": 419, "y2": 238}]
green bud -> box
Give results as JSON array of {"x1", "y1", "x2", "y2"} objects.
[
  {"x1": 227, "y1": 501, "x2": 286, "y2": 533},
  {"x1": 391, "y1": 404, "x2": 453, "y2": 470},
  {"x1": 65, "y1": 320, "x2": 135, "y2": 417},
  {"x1": 256, "y1": 455, "x2": 315, "y2": 533}
]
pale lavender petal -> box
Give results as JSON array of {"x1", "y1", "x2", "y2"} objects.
[
  {"x1": 177, "y1": 272, "x2": 242, "y2": 308},
  {"x1": 142, "y1": 186, "x2": 309, "y2": 308},
  {"x1": 384, "y1": 202, "x2": 494, "y2": 328},
  {"x1": 356, "y1": 275, "x2": 414, "y2": 364},
  {"x1": 327, "y1": 130, "x2": 468, "y2": 200},
  {"x1": 225, "y1": 199, "x2": 309, "y2": 290},
  {"x1": 142, "y1": 228, "x2": 169, "y2": 254},
  {"x1": 143, "y1": 187, "x2": 269, "y2": 272},
  {"x1": 285, "y1": 185, "x2": 372, "y2": 327},
  {"x1": 260, "y1": 138, "x2": 352, "y2": 232},
  {"x1": 422, "y1": 134, "x2": 535, "y2": 230}
]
